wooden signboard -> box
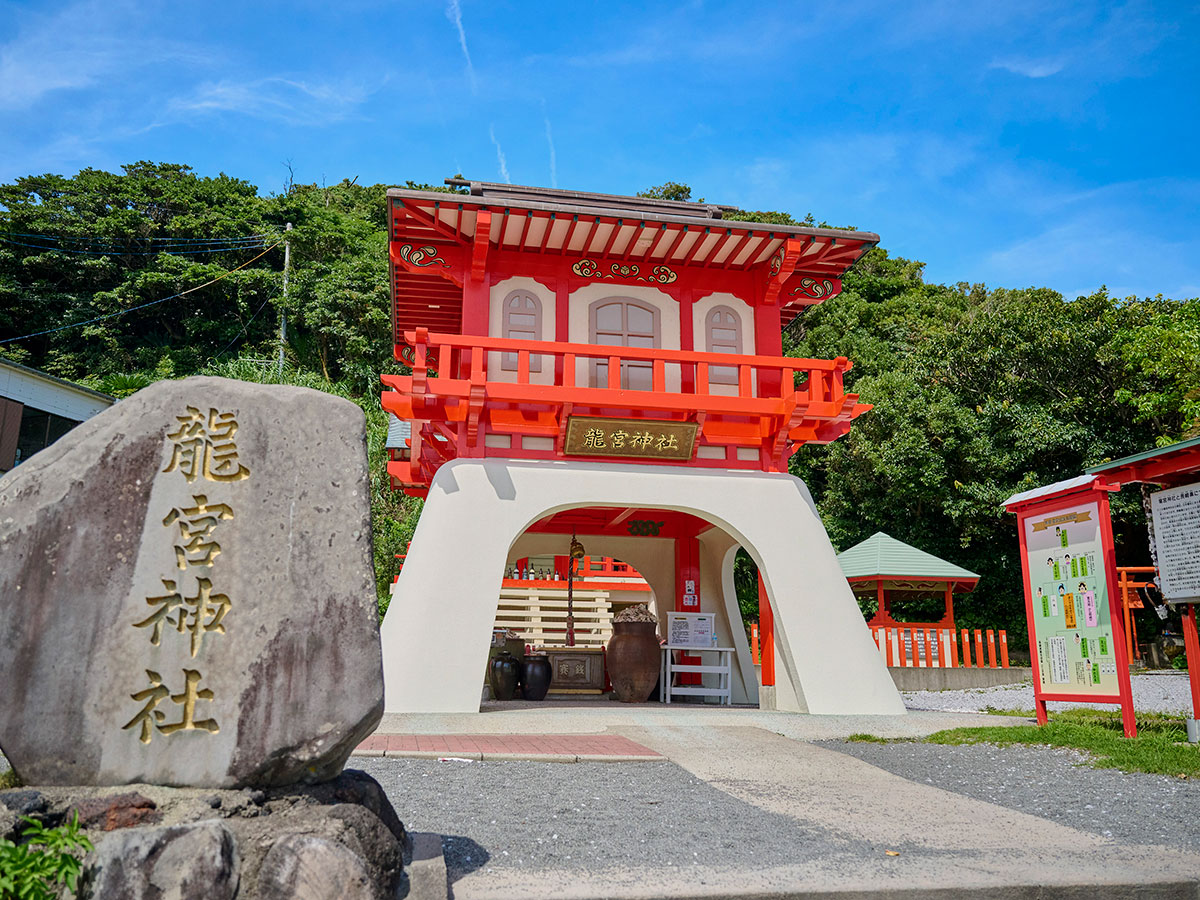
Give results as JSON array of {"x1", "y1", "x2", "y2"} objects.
[
  {"x1": 1151, "y1": 482, "x2": 1200, "y2": 604},
  {"x1": 1006, "y1": 479, "x2": 1136, "y2": 737},
  {"x1": 564, "y1": 416, "x2": 697, "y2": 461}
]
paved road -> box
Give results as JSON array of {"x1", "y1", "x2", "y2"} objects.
[
  {"x1": 359, "y1": 721, "x2": 1200, "y2": 900},
  {"x1": 821, "y1": 738, "x2": 1200, "y2": 852}
]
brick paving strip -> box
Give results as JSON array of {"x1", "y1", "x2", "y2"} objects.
[{"x1": 351, "y1": 733, "x2": 665, "y2": 762}]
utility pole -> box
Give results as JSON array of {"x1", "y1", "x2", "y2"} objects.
[{"x1": 277, "y1": 222, "x2": 292, "y2": 378}]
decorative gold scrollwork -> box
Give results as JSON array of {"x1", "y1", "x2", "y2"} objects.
[
  {"x1": 398, "y1": 244, "x2": 450, "y2": 268},
  {"x1": 638, "y1": 265, "x2": 678, "y2": 284},
  {"x1": 769, "y1": 248, "x2": 784, "y2": 277},
  {"x1": 398, "y1": 343, "x2": 439, "y2": 372},
  {"x1": 571, "y1": 258, "x2": 678, "y2": 284},
  {"x1": 790, "y1": 277, "x2": 835, "y2": 300}
]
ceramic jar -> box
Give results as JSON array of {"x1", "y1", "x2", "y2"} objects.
[{"x1": 606, "y1": 621, "x2": 660, "y2": 703}]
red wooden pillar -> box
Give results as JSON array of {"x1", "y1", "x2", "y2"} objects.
[
  {"x1": 758, "y1": 572, "x2": 775, "y2": 687},
  {"x1": 943, "y1": 585, "x2": 955, "y2": 630},
  {"x1": 675, "y1": 531, "x2": 702, "y2": 684},
  {"x1": 1183, "y1": 605, "x2": 1200, "y2": 732},
  {"x1": 679, "y1": 287, "x2": 695, "y2": 393}
]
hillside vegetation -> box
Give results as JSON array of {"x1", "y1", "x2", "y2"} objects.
[{"x1": 3, "y1": 164, "x2": 1197, "y2": 634}]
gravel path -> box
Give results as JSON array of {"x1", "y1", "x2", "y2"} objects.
[
  {"x1": 903, "y1": 672, "x2": 1195, "y2": 715},
  {"x1": 357, "y1": 757, "x2": 875, "y2": 883},
  {"x1": 820, "y1": 739, "x2": 1200, "y2": 853}
]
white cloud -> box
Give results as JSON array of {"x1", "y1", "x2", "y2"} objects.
[
  {"x1": 0, "y1": 0, "x2": 205, "y2": 110},
  {"x1": 989, "y1": 57, "x2": 1067, "y2": 78},
  {"x1": 170, "y1": 77, "x2": 374, "y2": 126}
]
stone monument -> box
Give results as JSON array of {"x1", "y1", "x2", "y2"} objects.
[{"x1": 0, "y1": 376, "x2": 407, "y2": 898}]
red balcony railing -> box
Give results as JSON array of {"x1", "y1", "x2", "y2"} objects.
[{"x1": 382, "y1": 328, "x2": 869, "y2": 493}]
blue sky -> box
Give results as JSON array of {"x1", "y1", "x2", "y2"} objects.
[{"x1": 2, "y1": 0, "x2": 1198, "y2": 300}]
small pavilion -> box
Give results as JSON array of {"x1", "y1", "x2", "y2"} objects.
[{"x1": 838, "y1": 532, "x2": 979, "y2": 631}]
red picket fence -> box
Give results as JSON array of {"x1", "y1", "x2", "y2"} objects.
[{"x1": 870, "y1": 626, "x2": 1009, "y2": 668}]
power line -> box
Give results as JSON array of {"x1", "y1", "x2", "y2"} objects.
[
  {"x1": 1, "y1": 237, "x2": 270, "y2": 256},
  {"x1": 3, "y1": 232, "x2": 276, "y2": 244},
  {"x1": 0, "y1": 239, "x2": 284, "y2": 345}
]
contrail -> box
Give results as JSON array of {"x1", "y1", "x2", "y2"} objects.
[
  {"x1": 489, "y1": 124, "x2": 511, "y2": 184},
  {"x1": 543, "y1": 114, "x2": 557, "y2": 188},
  {"x1": 445, "y1": 0, "x2": 478, "y2": 94}
]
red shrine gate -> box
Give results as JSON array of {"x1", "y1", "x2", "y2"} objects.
[{"x1": 378, "y1": 181, "x2": 904, "y2": 715}]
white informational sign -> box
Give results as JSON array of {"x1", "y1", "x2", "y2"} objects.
[
  {"x1": 1152, "y1": 482, "x2": 1200, "y2": 603},
  {"x1": 667, "y1": 612, "x2": 716, "y2": 647}
]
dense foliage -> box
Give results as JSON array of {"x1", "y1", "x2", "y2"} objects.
[{"x1": 3, "y1": 165, "x2": 1198, "y2": 637}]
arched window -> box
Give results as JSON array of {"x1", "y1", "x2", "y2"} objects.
[
  {"x1": 501, "y1": 289, "x2": 542, "y2": 371},
  {"x1": 588, "y1": 297, "x2": 661, "y2": 389},
  {"x1": 705, "y1": 305, "x2": 742, "y2": 384}
]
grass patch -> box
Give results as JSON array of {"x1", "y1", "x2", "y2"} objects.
[
  {"x1": 983, "y1": 706, "x2": 1037, "y2": 717},
  {"x1": 0, "y1": 769, "x2": 21, "y2": 790},
  {"x1": 845, "y1": 733, "x2": 894, "y2": 743},
  {"x1": 925, "y1": 708, "x2": 1200, "y2": 777}
]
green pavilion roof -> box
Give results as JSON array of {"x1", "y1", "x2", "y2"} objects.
[
  {"x1": 837, "y1": 532, "x2": 979, "y2": 585},
  {"x1": 1085, "y1": 434, "x2": 1200, "y2": 475}
]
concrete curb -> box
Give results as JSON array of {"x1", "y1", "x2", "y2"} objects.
[
  {"x1": 404, "y1": 832, "x2": 448, "y2": 900},
  {"x1": 350, "y1": 749, "x2": 667, "y2": 764}
]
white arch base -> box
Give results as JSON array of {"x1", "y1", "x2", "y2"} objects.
[{"x1": 380, "y1": 459, "x2": 905, "y2": 716}]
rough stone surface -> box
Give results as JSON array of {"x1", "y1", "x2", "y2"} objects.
[
  {"x1": 68, "y1": 791, "x2": 162, "y2": 831},
  {"x1": 78, "y1": 820, "x2": 240, "y2": 900},
  {"x1": 5, "y1": 770, "x2": 405, "y2": 900},
  {"x1": 258, "y1": 834, "x2": 375, "y2": 900},
  {"x1": 0, "y1": 376, "x2": 383, "y2": 788}
]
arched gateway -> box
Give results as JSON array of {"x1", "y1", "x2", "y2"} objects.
[{"x1": 380, "y1": 179, "x2": 904, "y2": 716}]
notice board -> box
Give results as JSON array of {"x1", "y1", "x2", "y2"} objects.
[
  {"x1": 1022, "y1": 499, "x2": 1122, "y2": 697},
  {"x1": 1151, "y1": 482, "x2": 1200, "y2": 603},
  {"x1": 667, "y1": 612, "x2": 715, "y2": 648}
]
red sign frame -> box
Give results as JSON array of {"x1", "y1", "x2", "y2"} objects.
[{"x1": 1007, "y1": 479, "x2": 1137, "y2": 738}]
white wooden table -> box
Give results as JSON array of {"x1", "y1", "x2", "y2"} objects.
[{"x1": 660, "y1": 644, "x2": 733, "y2": 705}]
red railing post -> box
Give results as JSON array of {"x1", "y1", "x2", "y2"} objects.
[
  {"x1": 986, "y1": 629, "x2": 997, "y2": 668},
  {"x1": 961, "y1": 629, "x2": 972, "y2": 667},
  {"x1": 999, "y1": 631, "x2": 1009, "y2": 668},
  {"x1": 975, "y1": 630, "x2": 985, "y2": 669}
]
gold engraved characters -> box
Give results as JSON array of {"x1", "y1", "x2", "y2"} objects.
[
  {"x1": 122, "y1": 669, "x2": 219, "y2": 744},
  {"x1": 563, "y1": 416, "x2": 697, "y2": 460},
  {"x1": 133, "y1": 577, "x2": 232, "y2": 658},
  {"x1": 163, "y1": 495, "x2": 233, "y2": 569},
  {"x1": 163, "y1": 407, "x2": 250, "y2": 483},
  {"x1": 125, "y1": 406, "x2": 250, "y2": 745}
]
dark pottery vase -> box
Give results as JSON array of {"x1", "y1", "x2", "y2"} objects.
[
  {"x1": 489, "y1": 653, "x2": 520, "y2": 701},
  {"x1": 607, "y1": 621, "x2": 660, "y2": 703},
  {"x1": 521, "y1": 655, "x2": 553, "y2": 701}
]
